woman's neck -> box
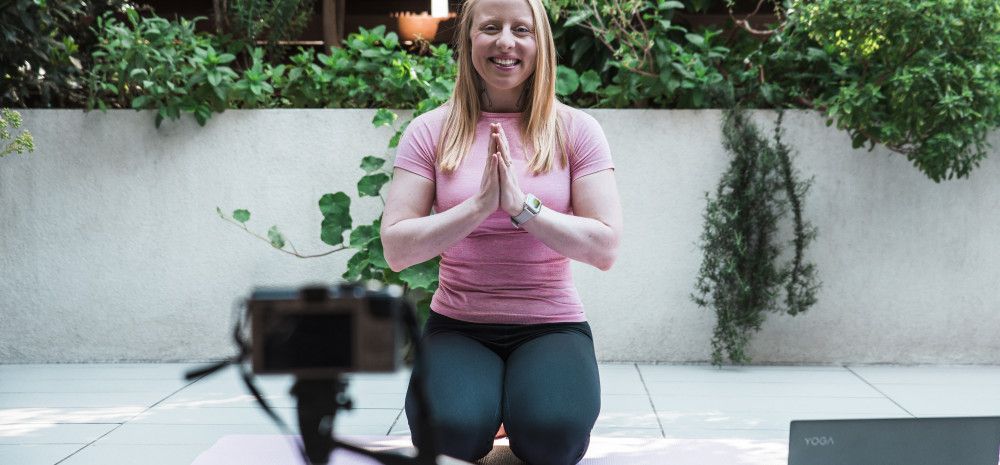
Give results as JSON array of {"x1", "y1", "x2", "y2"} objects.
[{"x1": 481, "y1": 87, "x2": 525, "y2": 113}]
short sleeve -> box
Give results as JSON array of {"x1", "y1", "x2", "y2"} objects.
[
  {"x1": 393, "y1": 116, "x2": 437, "y2": 182},
  {"x1": 568, "y1": 111, "x2": 615, "y2": 183}
]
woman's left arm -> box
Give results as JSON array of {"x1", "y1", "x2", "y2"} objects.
[{"x1": 514, "y1": 169, "x2": 623, "y2": 271}]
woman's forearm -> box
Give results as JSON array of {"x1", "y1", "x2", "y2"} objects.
[
  {"x1": 517, "y1": 208, "x2": 619, "y2": 271},
  {"x1": 382, "y1": 197, "x2": 493, "y2": 272}
]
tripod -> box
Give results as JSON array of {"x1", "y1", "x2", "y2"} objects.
[
  {"x1": 185, "y1": 284, "x2": 467, "y2": 465},
  {"x1": 290, "y1": 375, "x2": 449, "y2": 465}
]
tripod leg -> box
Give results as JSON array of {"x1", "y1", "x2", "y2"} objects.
[{"x1": 291, "y1": 378, "x2": 340, "y2": 465}]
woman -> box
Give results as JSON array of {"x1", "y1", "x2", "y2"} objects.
[{"x1": 380, "y1": 0, "x2": 622, "y2": 463}]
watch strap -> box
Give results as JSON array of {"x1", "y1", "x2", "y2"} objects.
[{"x1": 511, "y1": 194, "x2": 542, "y2": 228}]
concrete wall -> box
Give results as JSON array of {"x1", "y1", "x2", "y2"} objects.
[{"x1": 2, "y1": 109, "x2": 998, "y2": 364}]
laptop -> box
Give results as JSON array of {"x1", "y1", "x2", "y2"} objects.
[{"x1": 788, "y1": 416, "x2": 1000, "y2": 465}]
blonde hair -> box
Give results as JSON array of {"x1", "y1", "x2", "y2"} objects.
[{"x1": 437, "y1": 0, "x2": 568, "y2": 175}]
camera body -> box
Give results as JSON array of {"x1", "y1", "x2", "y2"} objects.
[{"x1": 248, "y1": 282, "x2": 406, "y2": 377}]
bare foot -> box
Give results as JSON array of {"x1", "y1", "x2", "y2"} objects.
[{"x1": 494, "y1": 423, "x2": 507, "y2": 439}]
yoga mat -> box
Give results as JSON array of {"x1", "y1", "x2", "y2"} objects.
[{"x1": 190, "y1": 435, "x2": 788, "y2": 465}]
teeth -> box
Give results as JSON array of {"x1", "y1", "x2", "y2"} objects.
[{"x1": 491, "y1": 58, "x2": 519, "y2": 66}]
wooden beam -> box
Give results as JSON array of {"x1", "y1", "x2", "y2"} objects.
[{"x1": 322, "y1": 0, "x2": 346, "y2": 48}]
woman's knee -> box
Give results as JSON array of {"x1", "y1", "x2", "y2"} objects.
[
  {"x1": 410, "y1": 409, "x2": 496, "y2": 462},
  {"x1": 507, "y1": 415, "x2": 593, "y2": 465}
]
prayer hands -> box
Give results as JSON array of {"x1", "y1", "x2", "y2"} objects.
[
  {"x1": 490, "y1": 123, "x2": 526, "y2": 217},
  {"x1": 477, "y1": 138, "x2": 501, "y2": 212}
]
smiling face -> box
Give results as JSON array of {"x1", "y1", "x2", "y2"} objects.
[{"x1": 468, "y1": 0, "x2": 538, "y2": 108}]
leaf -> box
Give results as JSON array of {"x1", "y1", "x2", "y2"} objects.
[
  {"x1": 357, "y1": 173, "x2": 390, "y2": 197},
  {"x1": 360, "y1": 156, "x2": 386, "y2": 173},
  {"x1": 399, "y1": 258, "x2": 439, "y2": 292},
  {"x1": 372, "y1": 108, "x2": 397, "y2": 127},
  {"x1": 367, "y1": 240, "x2": 389, "y2": 269},
  {"x1": 571, "y1": 36, "x2": 593, "y2": 66},
  {"x1": 579, "y1": 70, "x2": 601, "y2": 94},
  {"x1": 349, "y1": 224, "x2": 378, "y2": 249},
  {"x1": 232, "y1": 209, "x2": 250, "y2": 223},
  {"x1": 564, "y1": 10, "x2": 591, "y2": 28},
  {"x1": 806, "y1": 47, "x2": 829, "y2": 62},
  {"x1": 556, "y1": 65, "x2": 580, "y2": 96},
  {"x1": 685, "y1": 33, "x2": 705, "y2": 47},
  {"x1": 319, "y1": 192, "x2": 352, "y2": 246},
  {"x1": 267, "y1": 225, "x2": 285, "y2": 249},
  {"x1": 125, "y1": 7, "x2": 139, "y2": 26},
  {"x1": 691, "y1": 90, "x2": 704, "y2": 107},
  {"x1": 342, "y1": 251, "x2": 368, "y2": 281},
  {"x1": 760, "y1": 84, "x2": 775, "y2": 104},
  {"x1": 604, "y1": 30, "x2": 616, "y2": 46},
  {"x1": 414, "y1": 295, "x2": 433, "y2": 324},
  {"x1": 661, "y1": 0, "x2": 686, "y2": 10}
]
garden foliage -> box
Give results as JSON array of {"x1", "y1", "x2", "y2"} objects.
[
  {"x1": 692, "y1": 107, "x2": 820, "y2": 365},
  {"x1": 222, "y1": 0, "x2": 314, "y2": 62},
  {"x1": 0, "y1": 0, "x2": 126, "y2": 107},
  {"x1": 6, "y1": 0, "x2": 999, "y2": 346},
  {"x1": 87, "y1": 10, "x2": 241, "y2": 126},
  {"x1": 8, "y1": 1, "x2": 998, "y2": 182},
  {"x1": 217, "y1": 27, "x2": 454, "y2": 321},
  {"x1": 764, "y1": 0, "x2": 1000, "y2": 181},
  {"x1": 547, "y1": 0, "x2": 730, "y2": 108},
  {"x1": 1, "y1": 108, "x2": 34, "y2": 157},
  {"x1": 86, "y1": 14, "x2": 455, "y2": 126}
]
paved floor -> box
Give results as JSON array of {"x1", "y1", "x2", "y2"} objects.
[{"x1": 1, "y1": 363, "x2": 1000, "y2": 464}]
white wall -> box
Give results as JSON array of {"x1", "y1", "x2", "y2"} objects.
[{"x1": 2, "y1": 109, "x2": 998, "y2": 364}]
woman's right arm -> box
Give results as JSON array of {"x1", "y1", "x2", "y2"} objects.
[{"x1": 381, "y1": 152, "x2": 501, "y2": 272}]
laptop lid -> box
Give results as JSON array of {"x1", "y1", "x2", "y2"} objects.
[{"x1": 788, "y1": 416, "x2": 1000, "y2": 465}]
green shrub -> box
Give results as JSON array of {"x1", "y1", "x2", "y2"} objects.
[
  {"x1": 1, "y1": 108, "x2": 34, "y2": 157},
  {"x1": 768, "y1": 0, "x2": 1000, "y2": 182},
  {"x1": 86, "y1": 18, "x2": 456, "y2": 126},
  {"x1": 268, "y1": 26, "x2": 456, "y2": 109},
  {"x1": 545, "y1": 1, "x2": 614, "y2": 107},
  {"x1": 2, "y1": 0, "x2": 85, "y2": 107},
  {"x1": 87, "y1": 8, "x2": 241, "y2": 126},
  {"x1": 547, "y1": 0, "x2": 730, "y2": 108},
  {"x1": 230, "y1": 47, "x2": 276, "y2": 107}
]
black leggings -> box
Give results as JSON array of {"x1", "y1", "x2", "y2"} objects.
[{"x1": 405, "y1": 310, "x2": 601, "y2": 465}]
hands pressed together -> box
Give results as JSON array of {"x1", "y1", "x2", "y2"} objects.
[
  {"x1": 477, "y1": 123, "x2": 527, "y2": 217},
  {"x1": 474, "y1": 125, "x2": 525, "y2": 437}
]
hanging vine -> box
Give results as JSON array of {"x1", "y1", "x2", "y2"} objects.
[{"x1": 692, "y1": 106, "x2": 820, "y2": 365}]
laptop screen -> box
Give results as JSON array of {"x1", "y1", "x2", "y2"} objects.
[{"x1": 788, "y1": 416, "x2": 1000, "y2": 465}]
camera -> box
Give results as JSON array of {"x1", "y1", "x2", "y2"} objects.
[
  {"x1": 188, "y1": 281, "x2": 449, "y2": 465},
  {"x1": 248, "y1": 281, "x2": 406, "y2": 377}
]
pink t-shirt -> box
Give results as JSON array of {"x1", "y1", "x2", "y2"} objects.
[{"x1": 392, "y1": 103, "x2": 615, "y2": 324}]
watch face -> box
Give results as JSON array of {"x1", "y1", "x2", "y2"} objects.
[{"x1": 528, "y1": 196, "x2": 542, "y2": 210}]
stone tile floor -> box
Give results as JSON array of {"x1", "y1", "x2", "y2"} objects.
[{"x1": 2, "y1": 363, "x2": 1000, "y2": 464}]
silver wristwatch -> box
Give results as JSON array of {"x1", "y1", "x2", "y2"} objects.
[{"x1": 510, "y1": 194, "x2": 542, "y2": 229}]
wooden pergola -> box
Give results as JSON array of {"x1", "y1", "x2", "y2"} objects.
[{"x1": 321, "y1": 0, "x2": 346, "y2": 47}]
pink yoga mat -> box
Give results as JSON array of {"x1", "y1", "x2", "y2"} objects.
[{"x1": 189, "y1": 435, "x2": 788, "y2": 465}]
